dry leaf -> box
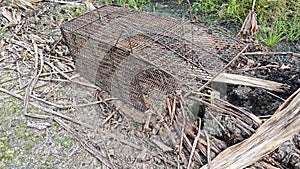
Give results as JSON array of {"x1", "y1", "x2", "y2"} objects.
[
  {"x1": 82, "y1": 0, "x2": 96, "y2": 11},
  {"x1": 238, "y1": 10, "x2": 258, "y2": 38}
]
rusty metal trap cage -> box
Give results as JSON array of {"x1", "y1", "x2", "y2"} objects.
[{"x1": 61, "y1": 5, "x2": 247, "y2": 111}]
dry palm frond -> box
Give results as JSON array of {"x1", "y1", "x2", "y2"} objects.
[
  {"x1": 238, "y1": 0, "x2": 258, "y2": 38},
  {"x1": 200, "y1": 88, "x2": 300, "y2": 169},
  {"x1": 213, "y1": 73, "x2": 289, "y2": 92}
]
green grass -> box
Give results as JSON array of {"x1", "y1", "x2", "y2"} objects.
[
  {"x1": 257, "y1": 17, "x2": 286, "y2": 47},
  {"x1": 190, "y1": 0, "x2": 300, "y2": 46},
  {"x1": 286, "y1": 14, "x2": 300, "y2": 42},
  {"x1": 192, "y1": 0, "x2": 223, "y2": 23},
  {"x1": 256, "y1": 7, "x2": 300, "y2": 46},
  {"x1": 95, "y1": 0, "x2": 149, "y2": 10}
]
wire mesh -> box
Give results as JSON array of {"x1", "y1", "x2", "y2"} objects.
[{"x1": 61, "y1": 5, "x2": 247, "y2": 111}]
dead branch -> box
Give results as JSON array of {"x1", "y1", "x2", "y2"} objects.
[
  {"x1": 24, "y1": 40, "x2": 44, "y2": 114},
  {"x1": 187, "y1": 119, "x2": 201, "y2": 169}
]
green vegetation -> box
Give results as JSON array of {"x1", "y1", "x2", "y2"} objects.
[
  {"x1": 285, "y1": 13, "x2": 300, "y2": 42},
  {"x1": 95, "y1": 0, "x2": 149, "y2": 10},
  {"x1": 257, "y1": 16, "x2": 286, "y2": 47},
  {"x1": 58, "y1": 3, "x2": 87, "y2": 19},
  {"x1": 0, "y1": 96, "x2": 41, "y2": 167},
  {"x1": 191, "y1": 0, "x2": 300, "y2": 46},
  {"x1": 192, "y1": 0, "x2": 223, "y2": 22}
]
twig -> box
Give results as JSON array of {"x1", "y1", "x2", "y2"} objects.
[
  {"x1": 190, "y1": 44, "x2": 249, "y2": 95},
  {"x1": 31, "y1": 94, "x2": 115, "y2": 109},
  {"x1": 235, "y1": 118, "x2": 255, "y2": 134},
  {"x1": 176, "y1": 99, "x2": 187, "y2": 168},
  {"x1": 204, "y1": 131, "x2": 211, "y2": 168},
  {"x1": 179, "y1": 99, "x2": 186, "y2": 156},
  {"x1": 215, "y1": 97, "x2": 262, "y2": 125},
  {"x1": 163, "y1": 122, "x2": 177, "y2": 146},
  {"x1": 234, "y1": 120, "x2": 252, "y2": 136},
  {"x1": 151, "y1": 138, "x2": 173, "y2": 152},
  {"x1": 144, "y1": 110, "x2": 152, "y2": 130},
  {"x1": 187, "y1": 118, "x2": 201, "y2": 169},
  {"x1": 47, "y1": 0, "x2": 82, "y2": 5},
  {"x1": 265, "y1": 91, "x2": 285, "y2": 101},
  {"x1": 38, "y1": 78, "x2": 69, "y2": 82},
  {"x1": 44, "y1": 61, "x2": 102, "y2": 90},
  {"x1": 45, "y1": 61, "x2": 70, "y2": 80},
  {"x1": 236, "y1": 64, "x2": 283, "y2": 72},
  {"x1": 173, "y1": 119, "x2": 203, "y2": 163},
  {"x1": 251, "y1": 0, "x2": 256, "y2": 11},
  {"x1": 186, "y1": 128, "x2": 218, "y2": 155},
  {"x1": 242, "y1": 51, "x2": 300, "y2": 57},
  {"x1": 75, "y1": 98, "x2": 117, "y2": 107},
  {"x1": 166, "y1": 97, "x2": 172, "y2": 121},
  {"x1": 189, "y1": 95, "x2": 261, "y2": 125},
  {"x1": 132, "y1": 148, "x2": 147, "y2": 167},
  {"x1": 54, "y1": 118, "x2": 115, "y2": 169},
  {"x1": 48, "y1": 55, "x2": 73, "y2": 63},
  {"x1": 24, "y1": 41, "x2": 44, "y2": 114},
  {"x1": 206, "y1": 110, "x2": 229, "y2": 138},
  {"x1": 39, "y1": 70, "x2": 73, "y2": 77},
  {"x1": 184, "y1": 133, "x2": 203, "y2": 163},
  {"x1": 101, "y1": 111, "x2": 116, "y2": 126},
  {"x1": 171, "y1": 96, "x2": 176, "y2": 124},
  {"x1": 186, "y1": 0, "x2": 194, "y2": 22},
  {"x1": 25, "y1": 113, "x2": 53, "y2": 120},
  {"x1": 27, "y1": 122, "x2": 51, "y2": 130},
  {"x1": 0, "y1": 72, "x2": 31, "y2": 85},
  {"x1": 96, "y1": 129, "x2": 144, "y2": 151},
  {"x1": 16, "y1": 60, "x2": 26, "y2": 89},
  {"x1": 157, "y1": 155, "x2": 178, "y2": 167},
  {"x1": 0, "y1": 87, "x2": 92, "y2": 128}
]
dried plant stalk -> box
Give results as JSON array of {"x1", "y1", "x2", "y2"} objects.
[
  {"x1": 213, "y1": 73, "x2": 289, "y2": 92},
  {"x1": 200, "y1": 88, "x2": 300, "y2": 169},
  {"x1": 238, "y1": 0, "x2": 258, "y2": 37}
]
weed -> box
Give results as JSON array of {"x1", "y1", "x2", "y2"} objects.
[
  {"x1": 58, "y1": 4, "x2": 87, "y2": 21},
  {"x1": 192, "y1": 0, "x2": 223, "y2": 22},
  {"x1": 95, "y1": 0, "x2": 149, "y2": 10},
  {"x1": 286, "y1": 14, "x2": 300, "y2": 42},
  {"x1": 257, "y1": 17, "x2": 286, "y2": 46},
  {"x1": 226, "y1": 0, "x2": 250, "y2": 23},
  {"x1": 256, "y1": 6, "x2": 300, "y2": 46}
]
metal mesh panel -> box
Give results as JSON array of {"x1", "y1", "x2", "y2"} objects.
[{"x1": 61, "y1": 6, "x2": 247, "y2": 111}]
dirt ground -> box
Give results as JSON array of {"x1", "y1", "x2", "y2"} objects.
[
  {"x1": 0, "y1": 1, "x2": 299, "y2": 169},
  {"x1": 0, "y1": 1, "x2": 184, "y2": 168}
]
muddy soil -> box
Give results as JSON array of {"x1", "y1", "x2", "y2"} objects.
[{"x1": 227, "y1": 53, "x2": 300, "y2": 116}]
